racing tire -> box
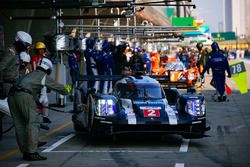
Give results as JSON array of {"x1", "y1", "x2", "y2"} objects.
[
  {"x1": 182, "y1": 120, "x2": 207, "y2": 139},
  {"x1": 87, "y1": 95, "x2": 95, "y2": 132},
  {"x1": 73, "y1": 122, "x2": 84, "y2": 132},
  {"x1": 72, "y1": 114, "x2": 86, "y2": 132}
]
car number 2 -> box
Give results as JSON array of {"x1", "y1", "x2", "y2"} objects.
[{"x1": 143, "y1": 109, "x2": 160, "y2": 117}]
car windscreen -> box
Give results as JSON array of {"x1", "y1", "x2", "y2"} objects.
[
  {"x1": 116, "y1": 83, "x2": 164, "y2": 99},
  {"x1": 165, "y1": 62, "x2": 186, "y2": 70}
]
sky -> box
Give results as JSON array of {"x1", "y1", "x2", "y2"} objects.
[{"x1": 192, "y1": 0, "x2": 223, "y2": 33}]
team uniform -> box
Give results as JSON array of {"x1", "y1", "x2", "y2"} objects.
[
  {"x1": 8, "y1": 58, "x2": 68, "y2": 160},
  {"x1": 201, "y1": 42, "x2": 231, "y2": 101}
]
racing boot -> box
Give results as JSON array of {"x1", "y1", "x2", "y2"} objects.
[
  {"x1": 222, "y1": 96, "x2": 228, "y2": 102},
  {"x1": 218, "y1": 96, "x2": 223, "y2": 102},
  {"x1": 23, "y1": 152, "x2": 47, "y2": 161}
]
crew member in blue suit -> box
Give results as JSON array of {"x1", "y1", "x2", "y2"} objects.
[
  {"x1": 201, "y1": 42, "x2": 231, "y2": 102},
  {"x1": 141, "y1": 49, "x2": 151, "y2": 74},
  {"x1": 99, "y1": 40, "x2": 114, "y2": 94},
  {"x1": 84, "y1": 38, "x2": 98, "y2": 90}
]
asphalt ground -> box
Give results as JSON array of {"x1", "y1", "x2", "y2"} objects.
[{"x1": 0, "y1": 59, "x2": 250, "y2": 167}]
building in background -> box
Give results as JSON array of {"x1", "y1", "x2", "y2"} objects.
[
  {"x1": 222, "y1": 0, "x2": 232, "y2": 32},
  {"x1": 245, "y1": 0, "x2": 250, "y2": 38},
  {"x1": 232, "y1": 0, "x2": 250, "y2": 38}
]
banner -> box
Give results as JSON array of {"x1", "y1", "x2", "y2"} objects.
[{"x1": 230, "y1": 61, "x2": 248, "y2": 94}]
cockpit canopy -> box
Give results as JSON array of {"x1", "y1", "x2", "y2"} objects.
[
  {"x1": 114, "y1": 83, "x2": 165, "y2": 99},
  {"x1": 165, "y1": 62, "x2": 186, "y2": 71}
]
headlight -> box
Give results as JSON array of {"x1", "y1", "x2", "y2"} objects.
[
  {"x1": 188, "y1": 72, "x2": 194, "y2": 80},
  {"x1": 185, "y1": 99, "x2": 205, "y2": 116},
  {"x1": 96, "y1": 99, "x2": 116, "y2": 116}
]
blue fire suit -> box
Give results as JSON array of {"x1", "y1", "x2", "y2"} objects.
[
  {"x1": 97, "y1": 41, "x2": 114, "y2": 94},
  {"x1": 142, "y1": 52, "x2": 151, "y2": 74},
  {"x1": 202, "y1": 51, "x2": 231, "y2": 97},
  {"x1": 84, "y1": 38, "x2": 99, "y2": 90},
  {"x1": 68, "y1": 51, "x2": 80, "y2": 84}
]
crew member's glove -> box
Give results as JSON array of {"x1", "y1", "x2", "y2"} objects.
[{"x1": 227, "y1": 74, "x2": 231, "y2": 78}]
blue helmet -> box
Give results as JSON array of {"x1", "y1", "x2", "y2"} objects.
[
  {"x1": 102, "y1": 41, "x2": 110, "y2": 51},
  {"x1": 135, "y1": 47, "x2": 141, "y2": 52},
  {"x1": 86, "y1": 38, "x2": 95, "y2": 49},
  {"x1": 211, "y1": 42, "x2": 220, "y2": 52}
]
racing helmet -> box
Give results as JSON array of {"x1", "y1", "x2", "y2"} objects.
[
  {"x1": 35, "y1": 42, "x2": 46, "y2": 49},
  {"x1": 15, "y1": 31, "x2": 32, "y2": 47},
  {"x1": 37, "y1": 57, "x2": 53, "y2": 75},
  {"x1": 102, "y1": 40, "x2": 110, "y2": 51},
  {"x1": 196, "y1": 42, "x2": 203, "y2": 50},
  {"x1": 211, "y1": 42, "x2": 220, "y2": 52},
  {"x1": 20, "y1": 51, "x2": 31, "y2": 63},
  {"x1": 135, "y1": 47, "x2": 141, "y2": 53}
]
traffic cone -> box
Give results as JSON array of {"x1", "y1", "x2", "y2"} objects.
[{"x1": 225, "y1": 83, "x2": 232, "y2": 95}]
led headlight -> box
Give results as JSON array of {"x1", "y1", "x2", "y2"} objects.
[
  {"x1": 188, "y1": 72, "x2": 195, "y2": 80},
  {"x1": 185, "y1": 99, "x2": 205, "y2": 116},
  {"x1": 96, "y1": 99, "x2": 116, "y2": 116}
]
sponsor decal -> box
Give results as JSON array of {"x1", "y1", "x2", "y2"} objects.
[
  {"x1": 192, "y1": 121, "x2": 202, "y2": 124},
  {"x1": 134, "y1": 101, "x2": 163, "y2": 105},
  {"x1": 100, "y1": 121, "x2": 112, "y2": 124}
]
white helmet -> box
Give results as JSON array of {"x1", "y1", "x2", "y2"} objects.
[
  {"x1": 20, "y1": 51, "x2": 31, "y2": 63},
  {"x1": 15, "y1": 31, "x2": 32, "y2": 46},
  {"x1": 37, "y1": 57, "x2": 53, "y2": 74}
]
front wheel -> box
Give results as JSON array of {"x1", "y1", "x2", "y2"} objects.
[
  {"x1": 87, "y1": 95, "x2": 95, "y2": 131},
  {"x1": 182, "y1": 120, "x2": 207, "y2": 139}
]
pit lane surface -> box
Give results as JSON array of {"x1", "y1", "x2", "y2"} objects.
[{"x1": 0, "y1": 60, "x2": 250, "y2": 167}]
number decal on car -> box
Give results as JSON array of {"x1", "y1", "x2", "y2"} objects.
[{"x1": 143, "y1": 109, "x2": 160, "y2": 117}]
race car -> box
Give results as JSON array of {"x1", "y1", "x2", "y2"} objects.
[
  {"x1": 159, "y1": 61, "x2": 199, "y2": 88},
  {"x1": 72, "y1": 75, "x2": 210, "y2": 139}
]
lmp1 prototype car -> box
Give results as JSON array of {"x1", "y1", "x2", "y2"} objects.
[
  {"x1": 160, "y1": 61, "x2": 199, "y2": 88},
  {"x1": 72, "y1": 75, "x2": 210, "y2": 139}
]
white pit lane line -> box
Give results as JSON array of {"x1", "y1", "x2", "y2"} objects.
[
  {"x1": 45, "y1": 137, "x2": 189, "y2": 154},
  {"x1": 175, "y1": 163, "x2": 185, "y2": 167},
  {"x1": 45, "y1": 135, "x2": 187, "y2": 167},
  {"x1": 42, "y1": 133, "x2": 76, "y2": 153},
  {"x1": 16, "y1": 164, "x2": 30, "y2": 167},
  {"x1": 179, "y1": 139, "x2": 190, "y2": 152},
  {"x1": 50, "y1": 150, "x2": 177, "y2": 153}
]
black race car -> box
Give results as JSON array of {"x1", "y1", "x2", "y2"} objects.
[{"x1": 72, "y1": 75, "x2": 210, "y2": 139}]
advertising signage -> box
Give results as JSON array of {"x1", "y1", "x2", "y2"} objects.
[
  {"x1": 172, "y1": 17, "x2": 194, "y2": 26},
  {"x1": 212, "y1": 32, "x2": 236, "y2": 41}
]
